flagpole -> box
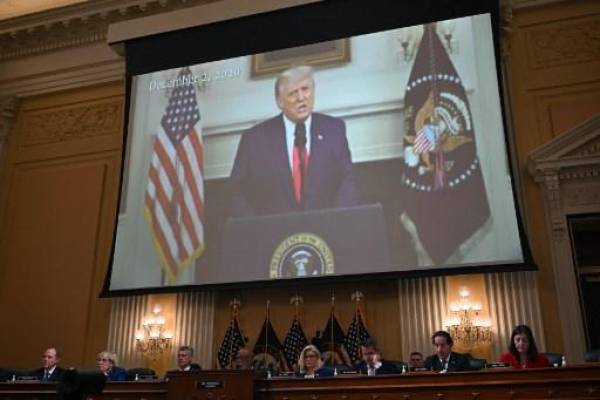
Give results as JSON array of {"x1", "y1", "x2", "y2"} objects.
[
  {"x1": 228, "y1": 298, "x2": 240, "y2": 368},
  {"x1": 290, "y1": 295, "x2": 304, "y2": 369},
  {"x1": 330, "y1": 292, "x2": 335, "y2": 366},
  {"x1": 264, "y1": 299, "x2": 270, "y2": 370}
]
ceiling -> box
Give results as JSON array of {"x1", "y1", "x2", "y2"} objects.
[{"x1": 0, "y1": 0, "x2": 87, "y2": 20}]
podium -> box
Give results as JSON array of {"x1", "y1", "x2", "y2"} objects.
[
  {"x1": 166, "y1": 370, "x2": 254, "y2": 400},
  {"x1": 220, "y1": 204, "x2": 391, "y2": 282}
]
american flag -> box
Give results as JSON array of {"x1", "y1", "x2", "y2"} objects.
[
  {"x1": 217, "y1": 316, "x2": 246, "y2": 369},
  {"x1": 283, "y1": 317, "x2": 308, "y2": 370},
  {"x1": 344, "y1": 309, "x2": 371, "y2": 364},
  {"x1": 144, "y1": 67, "x2": 205, "y2": 281},
  {"x1": 413, "y1": 125, "x2": 437, "y2": 154}
]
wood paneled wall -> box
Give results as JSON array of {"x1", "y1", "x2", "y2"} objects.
[
  {"x1": 0, "y1": 0, "x2": 599, "y2": 370},
  {"x1": 0, "y1": 82, "x2": 124, "y2": 368},
  {"x1": 504, "y1": 0, "x2": 600, "y2": 353}
]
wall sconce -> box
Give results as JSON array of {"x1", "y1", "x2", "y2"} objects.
[
  {"x1": 135, "y1": 304, "x2": 173, "y2": 359},
  {"x1": 437, "y1": 20, "x2": 456, "y2": 54},
  {"x1": 444, "y1": 288, "x2": 492, "y2": 348},
  {"x1": 397, "y1": 26, "x2": 421, "y2": 63}
]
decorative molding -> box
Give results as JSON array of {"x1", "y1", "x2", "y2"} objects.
[
  {"x1": 526, "y1": 18, "x2": 600, "y2": 69},
  {"x1": 0, "y1": 97, "x2": 17, "y2": 169},
  {"x1": 19, "y1": 100, "x2": 122, "y2": 146},
  {"x1": 0, "y1": 0, "x2": 217, "y2": 61},
  {"x1": 499, "y1": 0, "x2": 515, "y2": 58},
  {"x1": 527, "y1": 114, "x2": 599, "y2": 362},
  {"x1": 564, "y1": 183, "x2": 600, "y2": 208},
  {"x1": 564, "y1": 135, "x2": 600, "y2": 157}
]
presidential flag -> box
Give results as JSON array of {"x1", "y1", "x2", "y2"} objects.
[
  {"x1": 321, "y1": 313, "x2": 352, "y2": 366},
  {"x1": 144, "y1": 67, "x2": 205, "y2": 282},
  {"x1": 283, "y1": 316, "x2": 308, "y2": 371},
  {"x1": 401, "y1": 23, "x2": 490, "y2": 264},
  {"x1": 217, "y1": 315, "x2": 246, "y2": 369},
  {"x1": 344, "y1": 308, "x2": 371, "y2": 364},
  {"x1": 253, "y1": 316, "x2": 287, "y2": 372}
]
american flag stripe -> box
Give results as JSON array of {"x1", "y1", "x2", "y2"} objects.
[
  {"x1": 175, "y1": 139, "x2": 205, "y2": 222},
  {"x1": 144, "y1": 67, "x2": 205, "y2": 280},
  {"x1": 413, "y1": 129, "x2": 433, "y2": 154},
  {"x1": 147, "y1": 164, "x2": 200, "y2": 251},
  {"x1": 156, "y1": 127, "x2": 205, "y2": 233},
  {"x1": 146, "y1": 193, "x2": 179, "y2": 269}
]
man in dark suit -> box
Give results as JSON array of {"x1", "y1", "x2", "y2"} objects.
[
  {"x1": 424, "y1": 331, "x2": 471, "y2": 372},
  {"x1": 177, "y1": 346, "x2": 201, "y2": 371},
  {"x1": 355, "y1": 338, "x2": 399, "y2": 375},
  {"x1": 33, "y1": 347, "x2": 64, "y2": 381},
  {"x1": 229, "y1": 65, "x2": 359, "y2": 217}
]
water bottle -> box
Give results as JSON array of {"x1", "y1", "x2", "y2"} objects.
[
  {"x1": 401, "y1": 365, "x2": 407, "y2": 374},
  {"x1": 561, "y1": 355, "x2": 566, "y2": 368},
  {"x1": 135, "y1": 373, "x2": 139, "y2": 381},
  {"x1": 333, "y1": 367, "x2": 338, "y2": 376},
  {"x1": 11, "y1": 374, "x2": 15, "y2": 382},
  {"x1": 266, "y1": 369, "x2": 272, "y2": 379}
]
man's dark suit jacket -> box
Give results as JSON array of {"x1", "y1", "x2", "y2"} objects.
[
  {"x1": 229, "y1": 113, "x2": 359, "y2": 217},
  {"x1": 181, "y1": 363, "x2": 201, "y2": 371},
  {"x1": 355, "y1": 360, "x2": 400, "y2": 375},
  {"x1": 424, "y1": 352, "x2": 472, "y2": 372},
  {"x1": 32, "y1": 366, "x2": 64, "y2": 381}
]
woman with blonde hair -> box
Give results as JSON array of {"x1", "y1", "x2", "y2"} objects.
[
  {"x1": 96, "y1": 351, "x2": 127, "y2": 381},
  {"x1": 297, "y1": 345, "x2": 332, "y2": 378}
]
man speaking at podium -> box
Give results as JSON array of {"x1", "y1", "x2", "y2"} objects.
[{"x1": 229, "y1": 65, "x2": 359, "y2": 217}]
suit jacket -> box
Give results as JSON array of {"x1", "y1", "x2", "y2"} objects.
[
  {"x1": 33, "y1": 366, "x2": 64, "y2": 382},
  {"x1": 180, "y1": 363, "x2": 202, "y2": 372},
  {"x1": 229, "y1": 113, "x2": 360, "y2": 217},
  {"x1": 105, "y1": 367, "x2": 127, "y2": 381},
  {"x1": 355, "y1": 360, "x2": 399, "y2": 375},
  {"x1": 424, "y1": 352, "x2": 471, "y2": 372}
]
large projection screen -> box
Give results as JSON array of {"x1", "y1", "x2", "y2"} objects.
[{"x1": 105, "y1": 4, "x2": 532, "y2": 293}]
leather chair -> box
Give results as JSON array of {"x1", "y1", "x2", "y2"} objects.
[
  {"x1": 584, "y1": 349, "x2": 600, "y2": 362},
  {"x1": 468, "y1": 357, "x2": 486, "y2": 370},
  {"x1": 543, "y1": 352, "x2": 563, "y2": 366},
  {"x1": 125, "y1": 368, "x2": 156, "y2": 381}
]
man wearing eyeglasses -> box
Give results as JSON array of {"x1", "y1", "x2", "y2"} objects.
[
  {"x1": 96, "y1": 351, "x2": 127, "y2": 381},
  {"x1": 33, "y1": 347, "x2": 64, "y2": 382}
]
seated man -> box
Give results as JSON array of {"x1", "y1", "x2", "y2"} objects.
[
  {"x1": 232, "y1": 347, "x2": 254, "y2": 370},
  {"x1": 33, "y1": 347, "x2": 64, "y2": 381},
  {"x1": 355, "y1": 338, "x2": 399, "y2": 375},
  {"x1": 409, "y1": 351, "x2": 425, "y2": 369},
  {"x1": 176, "y1": 346, "x2": 201, "y2": 371},
  {"x1": 424, "y1": 331, "x2": 471, "y2": 372},
  {"x1": 96, "y1": 351, "x2": 127, "y2": 381}
]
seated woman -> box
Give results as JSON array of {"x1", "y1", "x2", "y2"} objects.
[
  {"x1": 96, "y1": 351, "x2": 127, "y2": 381},
  {"x1": 499, "y1": 325, "x2": 550, "y2": 369},
  {"x1": 297, "y1": 345, "x2": 333, "y2": 378}
]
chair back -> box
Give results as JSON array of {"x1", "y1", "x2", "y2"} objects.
[
  {"x1": 543, "y1": 352, "x2": 563, "y2": 366},
  {"x1": 584, "y1": 349, "x2": 600, "y2": 362},
  {"x1": 125, "y1": 368, "x2": 156, "y2": 381},
  {"x1": 468, "y1": 357, "x2": 486, "y2": 370}
]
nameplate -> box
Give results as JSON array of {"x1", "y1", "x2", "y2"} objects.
[
  {"x1": 410, "y1": 367, "x2": 429, "y2": 372},
  {"x1": 487, "y1": 362, "x2": 509, "y2": 368},
  {"x1": 278, "y1": 371, "x2": 295, "y2": 377},
  {"x1": 197, "y1": 380, "x2": 223, "y2": 389},
  {"x1": 16, "y1": 376, "x2": 38, "y2": 381},
  {"x1": 341, "y1": 370, "x2": 359, "y2": 375}
]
